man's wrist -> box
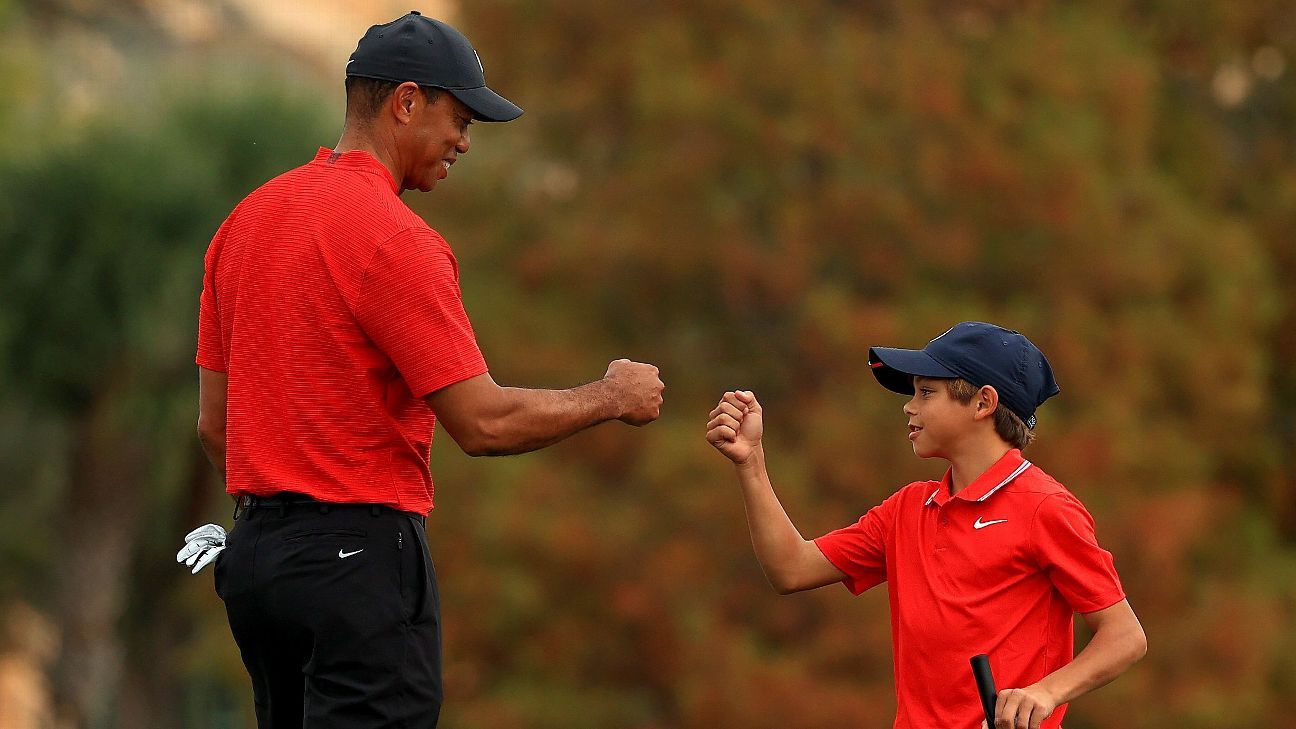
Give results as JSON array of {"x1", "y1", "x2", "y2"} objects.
[
  {"x1": 574, "y1": 377, "x2": 620, "y2": 422},
  {"x1": 593, "y1": 376, "x2": 623, "y2": 421}
]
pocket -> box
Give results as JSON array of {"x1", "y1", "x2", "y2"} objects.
[
  {"x1": 213, "y1": 546, "x2": 228, "y2": 600},
  {"x1": 401, "y1": 519, "x2": 436, "y2": 626},
  {"x1": 282, "y1": 528, "x2": 368, "y2": 542}
]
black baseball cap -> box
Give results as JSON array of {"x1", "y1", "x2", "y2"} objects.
[
  {"x1": 346, "y1": 11, "x2": 523, "y2": 122},
  {"x1": 868, "y1": 322, "x2": 1060, "y2": 429}
]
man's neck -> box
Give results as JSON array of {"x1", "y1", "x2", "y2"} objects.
[
  {"x1": 946, "y1": 439, "x2": 1013, "y2": 496},
  {"x1": 334, "y1": 125, "x2": 402, "y2": 191}
]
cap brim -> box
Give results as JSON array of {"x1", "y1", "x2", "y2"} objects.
[
  {"x1": 448, "y1": 86, "x2": 523, "y2": 122},
  {"x1": 867, "y1": 347, "x2": 959, "y2": 395}
]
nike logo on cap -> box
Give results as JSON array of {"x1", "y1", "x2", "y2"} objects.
[
  {"x1": 973, "y1": 517, "x2": 1007, "y2": 530},
  {"x1": 338, "y1": 548, "x2": 364, "y2": 559}
]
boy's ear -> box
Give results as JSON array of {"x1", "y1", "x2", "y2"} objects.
[{"x1": 973, "y1": 385, "x2": 999, "y2": 421}]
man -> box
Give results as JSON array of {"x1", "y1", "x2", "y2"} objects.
[{"x1": 181, "y1": 12, "x2": 664, "y2": 728}]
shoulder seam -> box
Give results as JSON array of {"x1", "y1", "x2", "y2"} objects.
[{"x1": 1026, "y1": 492, "x2": 1067, "y2": 566}]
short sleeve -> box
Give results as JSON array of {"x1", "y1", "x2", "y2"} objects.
[
  {"x1": 196, "y1": 217, "x2": 229, "y2": 372},
  {"x1": 814, "y1": 493, "x2": 899, "y2": 595},
  {"x1": 356, "y1": 228, "x2": 488, "y2": 398},
  {"x1": 1030, "y1": 492, "x2": 1125, "y2": 614}
]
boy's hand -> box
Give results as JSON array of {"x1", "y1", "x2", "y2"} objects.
[
  {"x1": 984, "y1": 683, "x2": 1058, "y2": 729},
  {"x1": 706, "y1": 390, "x2": 763, "y2": 465}
]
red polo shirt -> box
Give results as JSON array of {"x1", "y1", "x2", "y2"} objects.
[
  {"x1": 196, "y1": 148, "x2": 487, "y2": 514},
  {"x1": 814, "y1": 449, "x2": 1124, "y2": 729}
]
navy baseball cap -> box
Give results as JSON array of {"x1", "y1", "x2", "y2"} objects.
[
  {"x1": 346, "y1": 11, "x2": 523, "y2": 122},
  {"x1": 868, "y1": 322, "x2": 1060, "y2": 428}
]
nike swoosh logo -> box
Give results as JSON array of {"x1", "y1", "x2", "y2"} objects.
[
  {"x1": 338, "y1": 548, "x2": 364, "y2": 559},
  {"x1": 973, "y1": 518, "x2": 1008, "y2": 530}
]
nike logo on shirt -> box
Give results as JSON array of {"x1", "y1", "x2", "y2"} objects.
[
  {"x1": 338, "y1": 548, "x2": 364, "y2": 559},
  {"x1": 973, "y1": 518, "x2": 1008, "y2": 530}
]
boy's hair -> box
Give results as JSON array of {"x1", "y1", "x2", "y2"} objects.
[{"x1": 946, "y1": 378, "x2": 1036, "y2": 450}]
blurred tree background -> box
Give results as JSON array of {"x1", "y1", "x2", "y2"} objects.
[{"x1": 1, "y1": 1, "x2": 1294, "y2": 728}]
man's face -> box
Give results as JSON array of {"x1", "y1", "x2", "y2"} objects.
[
  {"x1": 403, "y1": 90, "x2": 473, "y2": 192},
  {"x1": 902, "y1": 377, "x2": 978, "y2": 459}
]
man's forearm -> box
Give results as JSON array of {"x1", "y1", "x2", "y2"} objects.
[
  {"x1": 199, "y1": 434, "x2": 226, "y2": 478},
  {"x1": 429, "y1": 363, "x2": 662, "y2": 457},
  {"x1": 467, "y1": 380, "x2": 620, "y2": 456}
]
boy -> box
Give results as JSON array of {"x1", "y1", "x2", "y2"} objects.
[{"x1": 706, "y1": 322, "x2": 1145, "y2": 729}]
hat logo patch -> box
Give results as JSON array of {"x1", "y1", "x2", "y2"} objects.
[{"x1": 930, "y1": 325, "x2": 956, "y2": 344}]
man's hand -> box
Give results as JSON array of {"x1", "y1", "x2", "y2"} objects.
[
  {"x1": 985, "y1": 683, "x2": 1058, "y2": 729},
  {"x1": 603, "y1": 359, "x2": 664, "y2": 425},
  {"x1": 706, "y1": 390, "x2": 763, "y2": 466},
  {"x1": 176, "y1": 523, "x2": 227, "y2": 574}
]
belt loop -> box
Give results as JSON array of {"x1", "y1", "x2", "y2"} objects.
[
  {"x1": 276, "y1": 502, "x2": 286, "y2": 518},
  {"x1": 232, "y1": 496, "x2": 245, "y2": 522},
  {"x1": 319, "y1": 503, "x2": 330, "y2": 515},
  {"x1": 370, "y1": 505, "x2": 380, "y2": 517}
]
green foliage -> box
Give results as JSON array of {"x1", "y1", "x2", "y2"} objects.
[{"x1": 0, "y1": 64, "x2": 333, "y2": 721}]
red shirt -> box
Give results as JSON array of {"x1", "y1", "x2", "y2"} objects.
[
  {"x1": 196, "y1": 148, "x2": 487, "y2": 514},
  {"x1": 814, "y1": 450, "x2": 1125, "y2": 729}
]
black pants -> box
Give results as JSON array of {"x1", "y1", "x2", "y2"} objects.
[{"x1": 215, "y1": 497, "x2": 442, "y2": 728}]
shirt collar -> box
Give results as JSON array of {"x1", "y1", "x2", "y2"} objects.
[
  {"x1": 312, "y1": 148, "x2": 399, "y2": 193},
  {"x1": 924, "y1": 449, "x2": 1031, "y2": 508}
]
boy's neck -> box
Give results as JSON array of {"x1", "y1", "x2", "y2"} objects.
[{"x1": 946, "y1": 439, "x2": 1014, "y2": 496}]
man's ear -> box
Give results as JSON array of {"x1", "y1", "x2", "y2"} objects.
[
  {"x1": 974, "y1": 385, "x2": 999, "y2": 421},
  {"x1": 389, "y1": 81, "x2": 422, "y2": 125}
]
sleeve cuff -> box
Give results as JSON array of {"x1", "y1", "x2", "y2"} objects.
[{"x1": 813, "y1": 537, "x2": 866, "y2": 595}]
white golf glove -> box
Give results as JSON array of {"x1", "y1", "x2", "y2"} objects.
[{"x1": 176, "y1": 523, "x2": 227, "y2": 574}]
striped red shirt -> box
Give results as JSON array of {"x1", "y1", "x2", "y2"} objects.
[{"x1": 196, "y1": 148, "x2": 487, "y2": 514}]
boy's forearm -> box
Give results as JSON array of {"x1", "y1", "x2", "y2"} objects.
[
  {"x1": 734, "y1": 446, "x2": 813, "y2": 593},
  {"x1": 1032, "y1": 604, "x2": 1147, "y2": 706}
]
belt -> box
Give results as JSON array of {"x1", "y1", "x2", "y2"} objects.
[{"x1": 233, "y1": 492, "x2": 425, "y2": 524}]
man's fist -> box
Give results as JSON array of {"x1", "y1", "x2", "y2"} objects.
[{"x1": 604, "y1": 359, "x2": 664, "y2": 426}]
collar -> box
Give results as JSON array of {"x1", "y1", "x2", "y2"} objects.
[
  {"x1": 312, "y1": 148, "x2": 399, "y2": 193},
  {"x1": 924, "y1": 449, "x2": 1032, "y2": 507}
]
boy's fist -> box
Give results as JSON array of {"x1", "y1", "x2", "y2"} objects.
[{"x1": 707, "y1": 390, "x2": 763, "y2": 465}]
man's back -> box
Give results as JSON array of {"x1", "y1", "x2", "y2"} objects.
[{"x1": 197, "y1": 148, "x2": 487, "y2": 513}]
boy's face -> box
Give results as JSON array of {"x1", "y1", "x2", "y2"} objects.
[{"x1": 903, "y1": 377, "x2": 979, "y2": 459}]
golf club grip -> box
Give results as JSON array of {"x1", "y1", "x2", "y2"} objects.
[{"x1": 970, "y1": 654, "x2": 997, "y2": 726}]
